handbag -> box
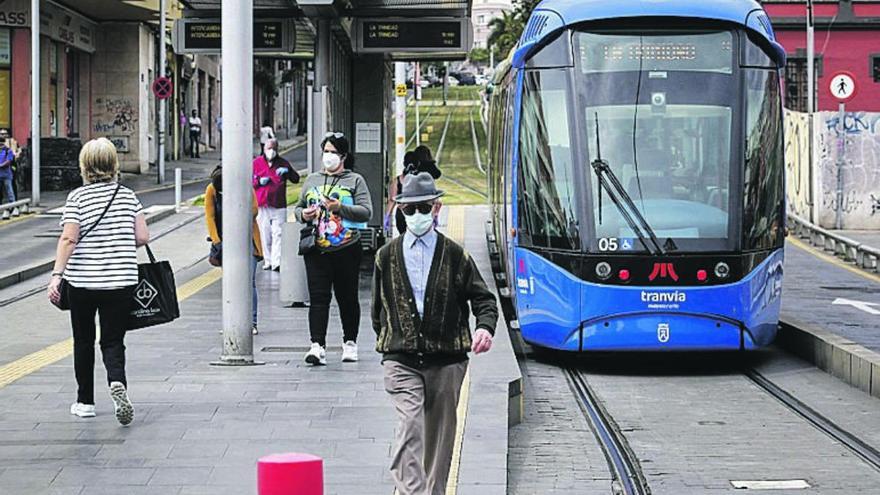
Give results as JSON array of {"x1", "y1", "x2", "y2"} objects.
[
  {"x1": 52, "y1": 184, "x2": 121, "y2": 311},
  {"x1": 208, "y1": 242, "x2": 222, "y2": 266},
  {"x1": 126, "y1": 245, "x2": 180, "y2": 330},
  {"x1": 298, "y1": 223, "x2": 317, "y2": 256}
]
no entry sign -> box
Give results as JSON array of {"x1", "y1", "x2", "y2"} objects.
[{"x1": 152, "y1": 77, "x2": 173, "y2": 100}]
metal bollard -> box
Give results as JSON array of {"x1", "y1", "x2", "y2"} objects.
[
  {"x1": 280, "y1": 221, "x2": 309, "y2": 306},
  {"x1": 174, "y1": 168, "x2": 182, "y2": 213}
]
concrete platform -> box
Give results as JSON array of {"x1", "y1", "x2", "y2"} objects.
[
  {"x1": 779, "y1": 238, "x2": 880, "y2": 398},
  {"x1": 0, "y1": 204, "x2": 520, "y2": 494}
]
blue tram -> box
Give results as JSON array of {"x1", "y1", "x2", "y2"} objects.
[{"x1": 486, "y1": 0, "x2": 787, "y2": 351}]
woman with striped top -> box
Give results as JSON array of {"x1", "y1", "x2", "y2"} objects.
[{"x1": 47, "y1": 138, "x2": 149, "y2": 426}]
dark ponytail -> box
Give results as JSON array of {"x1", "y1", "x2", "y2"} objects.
[{"x1": 321, "y1": 133, "x2": 355, "y2": 170}]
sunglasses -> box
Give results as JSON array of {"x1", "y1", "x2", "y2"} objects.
[
  {"x1": 400, "y1": 203, "x2": 434, "y2": 215},
  {"x1": 324, "y1": 132, "x2": 344, "y2": 138}
]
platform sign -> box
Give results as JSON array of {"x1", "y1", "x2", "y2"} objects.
[
  {"x1": 172, "y1": 18, "x2": 294, "y2": 54},
  {"x1": 828, "y1": 71, "x2": 857, "y2": 103},
  {"x1": 353, "y1": 18, "x2": 473, "y2": 54}
]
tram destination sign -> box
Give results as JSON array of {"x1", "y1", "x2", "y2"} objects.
[
  {"x1": 353, "y1": 18, "x2": 472, "y2": 54},
  {"x1": 172, "y1": 18, "x2": 295, "y2": 54}
]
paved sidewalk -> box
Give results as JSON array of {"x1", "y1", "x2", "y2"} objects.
[
  {"x1": 19, "y1": 135, "x2": 306, "y2": 211},
  {"x1": 0, "y1": 205, "x2": 518, "y2": 494}
]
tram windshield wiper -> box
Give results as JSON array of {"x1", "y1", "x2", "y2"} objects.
[{"x1": 591, "y1": 113, "x2": 665, "y2": 256}]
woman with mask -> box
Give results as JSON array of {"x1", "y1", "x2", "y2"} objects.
[{"x1": 294, "y1": 132, "x2": 372, "y2": 365}]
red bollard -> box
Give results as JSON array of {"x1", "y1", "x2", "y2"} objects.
[{"x1": 258, "y1": 453, "x2": 324, "y2": 495}]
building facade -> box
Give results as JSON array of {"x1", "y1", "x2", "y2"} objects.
[
  {"x1": 472, "y1": 0, "x2": 513, "y2": 49},
  {"x1": 763, "y1": 0, "x2": 880, "y2": 111}
]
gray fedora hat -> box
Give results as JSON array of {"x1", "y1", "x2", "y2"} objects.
[{"x1": 395, "y1": 172, "x2": 445, "y2": 204}]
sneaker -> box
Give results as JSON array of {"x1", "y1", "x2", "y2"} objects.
[
  {"x1": 11, "y1": 207, "x2": 19, "y2": 217},
  {"x1": 262, "y1": 263, "x2": 272, "y2": 271},
  {"x1": 341, "y1": 341, "x2": 358, "y2": 362},
  {"x1": 109, "y1": 382, "x2": 134, "y2": 426},
  {"x1": 252, "y1": 325, "x2": 259, "y2": 335},
  {"x1": 70, "y1": 402, "x2": 96, "y2": 418},
  {"x1": 272, "y1": 265, "x2": 280, "y2": 272},
  {"x1": 304, "y1": 343, "x2": 326, "y2": 366}
]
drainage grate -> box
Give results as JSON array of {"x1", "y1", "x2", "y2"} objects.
[
  {"x1": 261, "y1": 346, "x2": 342, "y2": 353},
  {"x1": 730, "y1": 480, "x2": 810, "y2": 490},
  {"x1": 0, "y1": 439, "x2": 125, "y2": 446}
]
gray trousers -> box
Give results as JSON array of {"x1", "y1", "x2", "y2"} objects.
[{"x1": 384, "y1": 359, "x2": 468, "y2": 495}]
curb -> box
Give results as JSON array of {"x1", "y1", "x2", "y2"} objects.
[
  {"x1": 777, "y1": 316, "x2": 880, "y2": 399},
  {"x1": 0, "y1": 207, "x2": 179, "y2": 291}
]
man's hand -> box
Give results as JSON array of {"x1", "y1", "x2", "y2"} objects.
[{"x1": 472, "y1": 328, "x2": 493, "y2": 354}]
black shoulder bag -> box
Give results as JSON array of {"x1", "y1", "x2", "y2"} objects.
[
  {"x1": 53, "y1": 183, "x2": 121, "y2": 311},
  {"x1": 126, "y1": 244, "x2": 180, "y2": 330}
]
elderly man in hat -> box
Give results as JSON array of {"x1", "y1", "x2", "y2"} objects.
[{"x1": 372, "y1": 172, "x2": 498, "y2": 495}]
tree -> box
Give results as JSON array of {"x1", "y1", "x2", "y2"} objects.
[
  {"x1": 486, "y1": 0, "x2": 541, "y2": 60},
  {"x1": 469, "y1": 47, "x2": 489, "y2": 64}
]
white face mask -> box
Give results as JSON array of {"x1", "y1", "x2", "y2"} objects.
[
  {"x1": 265, "y1": 149, "x2": 276, "y2": 161},
  {"x1": 406, "y1": 212, "x2": 434, "y2": 236},
  {"x1": 322, "y1": 152, "x2": 342, "y2": 171}
]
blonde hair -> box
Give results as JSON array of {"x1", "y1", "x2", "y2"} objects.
[{"x1": 79, "y1": 138, "x2": 120, "y2": 184}]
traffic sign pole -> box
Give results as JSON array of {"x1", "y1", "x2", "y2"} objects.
[
  {"x1": 828, "y1": 71, "x2": 858, "y2": 229},
  {"x1": 159, "y1": 0, "x2": 167, "y2": 185}
]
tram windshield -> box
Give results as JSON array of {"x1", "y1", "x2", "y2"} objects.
[{"x1": 576, "y1": 31, "x2": 736, "y2": 253}]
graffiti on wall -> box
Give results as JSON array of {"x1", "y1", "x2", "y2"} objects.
[
  {"x1": 783, "y1": 110, "x2": 812, "y2": 219},
  {"x1": 817, "y1": 111, "x2": 880, "y2": 229},
  {"x1": 93, "y1": 98, "x2": 137, "y2": 134}
]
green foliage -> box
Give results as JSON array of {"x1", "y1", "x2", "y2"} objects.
[
  {"x1": 254, "y1": 66, "x2": 278, "y2": 98},
  {"x1": 469, "y1": 47, "x2": 489, "y2": 64},
  {"x1": 487, "y1": 0, "x2": 541, "y2": 60}
]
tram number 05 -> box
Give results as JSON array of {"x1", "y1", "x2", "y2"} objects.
[{"x1": 598, "y1": 238, "x2": 618, "y2": 252}]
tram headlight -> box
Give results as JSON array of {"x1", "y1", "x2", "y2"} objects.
[
  {"x1": 595, "y1": 262, "x2": 612, "y2": 280},
  {"x1": 714, "y1": 262, "x2": 730, "y2": 279}
]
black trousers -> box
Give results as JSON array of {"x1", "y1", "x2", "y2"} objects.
[
  {"x1": 69, "y1": 286, "x2": 134, "y2": 405},
  {"x1": 304, "y1": 242, "x2": 362, "y2": 346},
  {"x1": 190, "y1": 131, "x2": 201, "y2": 157}
]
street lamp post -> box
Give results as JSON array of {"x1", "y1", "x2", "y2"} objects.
[{"x1": 806, "y1": 0, "x2": 819, "y2": 223}]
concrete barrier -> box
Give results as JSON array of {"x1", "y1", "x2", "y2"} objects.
[{"x1": 280, "y1": 222, "x2": 309, "y2": 306}]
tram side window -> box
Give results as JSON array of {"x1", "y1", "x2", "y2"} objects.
[
  {"x1": 518, "y1": 69, "x2": 580, "y2": 249},
  {"x1": 743, "y1": 70, "x2": 784, "y2": 251}
]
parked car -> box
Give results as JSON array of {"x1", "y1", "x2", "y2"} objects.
[
  {"x1": 418, "y1": 79, "x2": 430, "y2": 89},
  {"x1": 455, "y1": 72, "x2": 477, "y2": 85}
]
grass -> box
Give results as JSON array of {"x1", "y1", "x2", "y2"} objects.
[
  {"x1": 189, "y1": 183, "x2": 302, "y2": 208},
  {"x1": 402, "y1": 87, "x2": 487, "y2": 205}
]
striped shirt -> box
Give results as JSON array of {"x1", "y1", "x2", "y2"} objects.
[{"x1": 61, "y1": 182, "x2": 143, "y2": 289}]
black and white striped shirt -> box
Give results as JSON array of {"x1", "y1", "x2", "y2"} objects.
[{"x1": 61, "y1": 182, "x2": 143, "y2": 289}]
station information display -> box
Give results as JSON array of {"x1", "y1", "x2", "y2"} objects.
[
  {"x1": 353, "y1": 18, "x2": 473, "y2": 55},
  {"x1": 172, "y1": 18, "x2": 294, "y2": 54}
]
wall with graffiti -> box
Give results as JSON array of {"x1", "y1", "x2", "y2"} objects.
[
  {"x1": 784, "y1": 110, "x2": 880, "y2": 230},
  {"x1": 783, "y1": 110, "x2": 813, "y2": 219}
]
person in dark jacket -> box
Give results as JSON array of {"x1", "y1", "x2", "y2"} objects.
[{"x1": 372, "y1": 172, "x2": 497, "y2": 495}]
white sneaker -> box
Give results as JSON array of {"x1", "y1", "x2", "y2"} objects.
[
  {"x1": 70, "y1": 402, "x2": 96, "y2": 418},
  {"x1": 341, "y1": 341, "x2": 358, "y2": 362},
  {"x1": 11, "y1": 207, "x2": 19, "y2": 217},
  {"x1": 304, "y1": 343, "x2": 326, "y2": 366},
  {"x1": 252, "y1": 325, "x2": 259, "y2": 335},
  {"x1": 109, "y1": 382, "x2": 134, "y2": 426},
  {"x1": 262, "y1": 262, "x2": 272, "y2": 270}
]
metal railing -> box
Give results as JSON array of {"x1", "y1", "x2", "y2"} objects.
[
  {"x1": 788, "y1": 213, "x2": 880, "y2": 273},
  {"x1": 0, "y1": 198, "x2": 31, "y2": 217}
]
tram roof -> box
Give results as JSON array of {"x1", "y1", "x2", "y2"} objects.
[{"x1": 513, "y1": 0, "x2": 784, "y2": 68}]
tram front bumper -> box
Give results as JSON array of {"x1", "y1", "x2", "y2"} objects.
[{"x1": 580, "y1": 312, "x2": 757, "y2": 351}]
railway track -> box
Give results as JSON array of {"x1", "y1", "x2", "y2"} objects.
[
  {"x1": 745, "y1": 368, "x2": 880, "y2": 472},
  {"x1": 565, "y1": 366, "x2": 651, "y2": 495}
]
